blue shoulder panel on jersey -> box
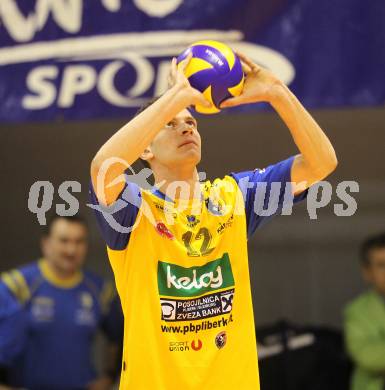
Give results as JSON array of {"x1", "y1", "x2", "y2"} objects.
[
  {"x1": 230, "y1": 156, "x2": 308, "y2": 238},
  {"x1": 0, "y1": 263, "x2": 42, "y2": 305},
  {"x1": 89, "y1": 179, "x2": 141, "y2": 250}
]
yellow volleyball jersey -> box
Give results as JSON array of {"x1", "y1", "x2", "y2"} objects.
[{"x1": 90, "y1": 156, "x2": 306, "y2": 389}]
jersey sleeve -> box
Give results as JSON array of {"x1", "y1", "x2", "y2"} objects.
[
  {"x1": 89, "y1": 179, "x2": 142, "y2": 250},
  {"x1": 0, "y1": 281, "x2": 27, "y2": 366},
  {"x1": 230, "y1": 156, "x2": 308, "y2": 238}
]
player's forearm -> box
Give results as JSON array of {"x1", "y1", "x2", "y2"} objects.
[
  {"x1": 270, "y1": 84, "x2": 337, "y2": 182},
  {"x1": 91, "y1": 84, "x2": 189, "y2": 187}
]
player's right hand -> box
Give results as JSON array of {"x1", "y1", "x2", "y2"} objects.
[{"x1": 168, "y1": 54, "x2": 212, "y2": 109}]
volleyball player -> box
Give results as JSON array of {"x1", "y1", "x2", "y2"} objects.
[{"x1": 90, "y1": 52, "x2": 337, "y2": 389}]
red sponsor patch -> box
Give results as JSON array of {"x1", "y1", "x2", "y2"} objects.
[
  {"x1": 155, "y1": 222, "x2": 174, "y2": 240},
  {"x1": 191, "y1": 339, "x2": 203, "y2": 351}
]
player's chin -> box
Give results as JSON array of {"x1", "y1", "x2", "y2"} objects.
[
  {"x1": 61, "y1": 257, "x2": 82, "y2": 272},
  {"x1": 179, "y1": 149, "x2": 201, "y2": 164}
]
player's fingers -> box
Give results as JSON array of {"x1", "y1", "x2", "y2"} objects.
[
  {"x1": 236, "y1": 50, "x2": 259, "y2": 71},
  {"x1": 171, "y1": 57, "x2": 177, "y2": 75},
  {"x1": 167, "y1": 58, "x2": 177, "y2": 87},
  {"x1": 168, "y1": 57, "x2": 176, "y2": 82},
  {"x1": 194, "y1": 90, "x2": 212, "y2": 108},
  {"x1": 180, "y1": 52, "x2": 193, "y2": 72},
  {"x1": 240, "y1": 61, "x2": 252, "y2": 75}
]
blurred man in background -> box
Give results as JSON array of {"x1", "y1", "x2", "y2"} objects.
[
  {"x1": 0, "y1": 215, "x2": 122, "y2": 390},
  {"x1": 345, "y1": 233, "x2": 385, "y2": 390}
]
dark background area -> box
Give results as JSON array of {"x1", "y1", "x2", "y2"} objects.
[{"x1": 1, "y1": 106, "x2": 384, "y2": 328}]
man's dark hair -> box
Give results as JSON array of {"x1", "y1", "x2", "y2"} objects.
[
  {"x1": 134, "y1": 96, "x2": 162, "y2": 169},
  {"x1": 360, "y1": 233, "x2": 385, "y2": 266},
  {"x1": 43, "y1": 215, "x2": 88, "y2": 236}
]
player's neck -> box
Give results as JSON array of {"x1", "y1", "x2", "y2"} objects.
[{"x1": 153, "y1": 164, "x2": 200, "y2": 201}]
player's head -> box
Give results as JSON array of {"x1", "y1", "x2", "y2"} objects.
[
  {"x1": 361, "y1": 233, "x2": 385, "y2": 294},
  {"x1": 41, "y1": 215, "x2": 88, "y2": 275},
  {"x1": 136, "y1": 97, "x2": 201, "y2": 172}
]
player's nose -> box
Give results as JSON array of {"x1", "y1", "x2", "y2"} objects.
[{"x1": 178, "y1": 124, "x2": 194, "y2": 136}]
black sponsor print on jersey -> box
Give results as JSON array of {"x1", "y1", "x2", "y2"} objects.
[
  {"x1": 160, "y1": 288, "x2": 234, "y2": 322},
  {"x1": 217, "y1": 214, "x2": 234, "y2": 234},
  {"x1": 161, "y1": 315, "x2": 234, "y2": 335}
]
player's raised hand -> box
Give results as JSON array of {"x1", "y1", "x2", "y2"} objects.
[
  {"x1": 220, "y1": 51, "x2": 283, "y2": 108},
  {"x1": 168, "y1": 54, "x2": 212, "y2": 108}
]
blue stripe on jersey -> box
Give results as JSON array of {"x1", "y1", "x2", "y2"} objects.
[
  {"x1": 89, "y1": 179, "x2": 141, "y2": 250},
  {"x1": 230, "y1": 156, "x2": 308, "y2": 238}
]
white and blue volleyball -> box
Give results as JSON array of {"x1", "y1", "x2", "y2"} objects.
[{"x1": 177, "y1": 40, "x2": 244, "y2": 114}]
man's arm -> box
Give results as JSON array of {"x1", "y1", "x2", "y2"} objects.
[
  {"x1": 222, "y1": 52, "x2": 337, "y2": 193},
  {"x1": 87, "y1": 293, "x2": 124, "y2": 389},
  {"x1": 345, "y1": 306, "x2": 385, "y2": 374},
  {"x1": 90, "y1": 56, "x2": 210, "y2": 206},
  {"x1": 86, "y1": 343, "x2": 121, "y2": 390},
  {"x1": 0, "y1": 280, "x2": 28, "y2": 388}
]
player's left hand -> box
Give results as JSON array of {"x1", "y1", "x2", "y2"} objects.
[{"x1": 220, "y1": 51, "x2": 284, "y2": 108}]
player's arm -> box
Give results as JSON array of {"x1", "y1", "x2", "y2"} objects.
[
  {"x1": 222, "y1": 52, "x2": 337, "y2": 194},
  {"x1": 90, "y1": 56, "x2": 211, "y2": 206}
]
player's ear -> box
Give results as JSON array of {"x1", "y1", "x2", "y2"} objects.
[{"x1": 140, "y1": 146, "x2": 153, "y2": 163}]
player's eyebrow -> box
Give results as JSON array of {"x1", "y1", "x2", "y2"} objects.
[{"x1": 183, "y1": 116, "x2": 197, "y2": 125}]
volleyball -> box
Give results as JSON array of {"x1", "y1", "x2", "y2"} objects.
[{"x1": 177, "y1": 40, "x2": 244, "y2": 114}]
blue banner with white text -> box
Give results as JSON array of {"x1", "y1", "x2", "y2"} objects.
[{"x1": 0, "y1": 0, "x2": 384, "y2": 122}]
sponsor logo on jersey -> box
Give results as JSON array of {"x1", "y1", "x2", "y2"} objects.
[
  {"x1": 169, "y1": 341, "x2": 190, "y2": 352},
  {"x1": 217, "y1": 214, "x2": 234, "y2": 234},
  {"x1": 31, "y1": 296, "x2": 55, "y2": 322},
  {"x1": 158, "y1": 253, "x2": 234, "y2": 298},
  {"x1": 80, "y1": 292, "x2": 93, "y2": 308},
  {"x1": 155, "y1": 203, "x2": 177, "y2": 219},
  {"x1": 160, "y1": 289, "x2": 234, "y2": 322},
  {"x1": 191, "y1": 339, "x2": 203, "y2": 351},
  {"x1": 168, "y1": 339, "x2": 203, "y2": 352},
  {"x1": 215, "y1": 331, "x2": 227, "y2": 349},
  {"x1": 186, "y1": 215, "x2": 200, "y2": 228},
  {"x1": 155, "y1": 221, "x2": 174, "y2": 240},
  {"x1": 158, "y1": 253, "x2": 235, "y2": 323}
]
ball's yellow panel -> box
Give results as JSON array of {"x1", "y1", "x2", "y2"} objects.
[
  {"x1": 228, "y1": 75, "x2": 245, "y2": 97},
  {"x1": 195, "y1": 85, "x2": 220, "y2": 114},
  {"x1": 191, "y1": 40, "x2": 236, "y2": 69},
  {"x1": 179, "y1": 57, "x2": 213, "y2": 79}
]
